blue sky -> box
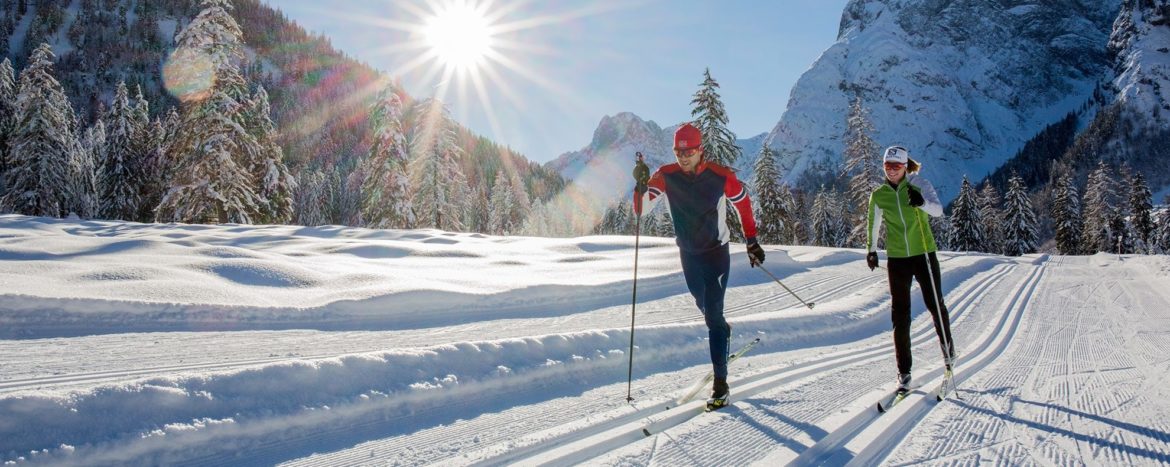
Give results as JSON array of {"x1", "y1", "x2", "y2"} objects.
[{"x1": 265, "y1": 0, "x2": 849, "y2": 163}]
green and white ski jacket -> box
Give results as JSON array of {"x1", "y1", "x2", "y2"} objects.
[{"x1": 866, "y1": 173, "x2": 944, "y2": 258}]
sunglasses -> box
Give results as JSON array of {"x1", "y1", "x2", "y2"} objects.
[
  {"x1": 674, "y1": 148, "x2": 702, "y2": 157},
  {"x1": 884, "y1": 162, "x2": 906, "y2": 170}
]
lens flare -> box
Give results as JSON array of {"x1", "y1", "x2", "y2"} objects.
[{"x1": 162, "y1": 48, "x2": 216, "y2": 103}]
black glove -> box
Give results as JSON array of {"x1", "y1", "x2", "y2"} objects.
[
  {"x1": 907, "y1": 186, "x2": 924, "y2": 207},
  {"x1": 747, "y1": 241, "x2": 765, "y2": 267},
  {"x1": 866, "y1": 252, "x2": 879, "y2": 271},
  {"x1": 633, "y1": 152, "x2": 650, "y2": 195}
]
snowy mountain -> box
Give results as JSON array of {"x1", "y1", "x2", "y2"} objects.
[
  {"x1": 767, "y1": 0, "x2": 1126, "y2": 202},
  {"x1": 4, "y1": 214, "x2": 1170, "y2": 465},
  {"x1": 544, "y1": 112, "x2": 767, "y2": 208}
]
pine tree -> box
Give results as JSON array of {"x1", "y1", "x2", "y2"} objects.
[
  {"x1": 136, "y1": 118, "x2": 167, "y2": 223},
  {"x1": 244, "y1": 86, "x2": 295, "y2": 224},
  {"x1": 751, "y1": 144, "x2": 787, "y2": 244},
  {"x1": 157, "y1": 0, "x2": 262, "y2": 224},
  {"x1": 1081, "y1": 161, "x2": 1116, "y2": 254},
  {"x1": 411, "y1": 99, "x2": 467, "y2": 231},
  {"x1": 949, "y1": 177, "x2": 986, "y2": 252},
  {"x1": 811, "y1": 186, "x2": 848, "y2": 247},
  {"x1": 292, "y1": 169, "x2": 330, "y2": 226},
  {"x1": 360, "y1": 87, "x2": 413, "y2": 229},
  {"x1": 976, "y1": 182, "x2": 1003, "y2": 254},
  {"x1": 655, "y1": 205, "x2": 675, "y2": 238},
  {"x1": 0, "y1": 58, "x2": 16, "y2": 193},
  {"x1": 1001, "y1": 173, "x2": 1038, "y2": 256},
  {"x1": 842, "y1": 96, "x2": 880, "y2": 247},
  {"x1": 689, "y1": 68, "x2": 743, "y2": 241},
  {"x1": 100, "y1": 81, "x2": 143, "y2": 220},
  {"x1": 2, "y1": 44, "x2": 80, "y2": 218},
  {"x1": 1154, "y1": 208, "x2": 1170, "y2": 254},
  {"x1": 1051, "y1": 172, "x2": 1083, "y2": 255},
  {"x1": 690, "y1": 68, "x2": 739, "y2": 168},
  {"x1": 488, "y1": 167, "x2": 516, "y2": 235},
  {"x1": 1128, "y1": 172, "x2": 1154, "y2": 253}
]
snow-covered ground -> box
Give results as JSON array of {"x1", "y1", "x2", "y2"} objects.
[{"x1": 2, "y1": 214, "x2": 1169, "y2": 466}]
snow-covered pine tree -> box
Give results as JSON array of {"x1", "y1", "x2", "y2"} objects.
[
  {"x1": 1080, "y1": 161, "x2": 1116, "y2": 254},
  {"x1": 1001, "y1": 173, "x2": 1038, "y2": 256},
  {"x1": 1154, "y1": 207, "x2": 1170, "y2": 254},
  {"x1": 1113, "y1": 164, "x2": 1136, "y2": 254},
  {"x1": 1051, "y1": 172, "x2": 1083, "y2": 255},
  {"x1": 70, "y1": 122, "x2": 100, "y2": 220},
  {"x1": 842, "y1": 96, "x2": 880, "y2": 248},
  {"x1": 752, "y1": 144, "x2": 787, "y2": 244},
  {"x1": 100, "y1": 81, "x2": 143, "y2": 220},
  {"x1": 244, "y1": 86, "x2": 295, "y2": 224},
  {"x1": 690, "y1": 68, "x2": 739, "y2": 168},
  {"x1": 977, "y1": 182, "x2": 1003, "y2": 254},
  {"x1": 811, "y1": 186, "x2": 848, "y2": 247},
  {"x1": 292, "y1": 169, "x2": 330, "y2": 226},
  {"x1": 930, "y1": 213, "x2": 951, "y2": 251},
  {"x1": 135, "y1": 118, "x2": 167, "y2": 223},
  {"x1": 157, "y1": 0, "x2": 263, "y2": 224},
  {"x1": 689, "y1": 68, "x2": 743, "y2": 242},
  {"x1": 948, "y1": 176, "x2": 986, "y2": 252},
  {"x1": 360, "y1": 88, "x2": 413, "y2": 229},
  {"x1": 411, "y1": 99, "x2": 467, "y2": 231},
  {"x1": 2, "y1": 44, "x2": 79, "y2": 218},
  {"x1": 0, "y1": 58, "x2": 15, "y2": 191},
  {"x1": 1128, "y1": 172, "x2": 1154, "y2": 253},
  {"x1": 784, "y1": 187, "x2": 810, "y2": 246},
  {"x1": 487, "y1": 167, "x2": 516, "y2": 235},
  {"x1": 655, "y1": 204, "x2": 674, "y2": 238}
]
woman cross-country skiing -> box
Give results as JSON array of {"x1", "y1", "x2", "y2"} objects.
[
  {"x1": 632, "y1": 123, "x2": 764, "y2": 410},
  {"x1": 866, "y1": 145, "x2": 956, "y2": 392}
]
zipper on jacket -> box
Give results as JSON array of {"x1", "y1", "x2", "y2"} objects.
[{"x1": 892, "y1": 183, "x2": 912, "y2": 255}]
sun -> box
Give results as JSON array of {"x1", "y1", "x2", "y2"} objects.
[{"x1": 423, "y1": 1, "x2": 495, "y2": 72}]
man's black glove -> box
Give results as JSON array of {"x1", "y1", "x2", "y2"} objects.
[
  {"x1": 633, "y1": 152, "x2": 650, "y2": 195},
  {"x1": 747, "y1": 241, "x2": 765, "y2": 267},
  {"x1": 907, "y1": 186, "x2": 924, "y2": 207},
  {"x1": 866, "y1": 252, "x2": 879, "y2": 271}
]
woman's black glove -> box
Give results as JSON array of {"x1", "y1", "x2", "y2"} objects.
[
  {"x1": 908, "y1": 186, "x2": 924, "y2": 207},
  {"x1": 866, "y1": 252, "x2": 879, "y2": 271},
  {"x1": 633, "y1": 152, "x2": 650, "y2": 194}
]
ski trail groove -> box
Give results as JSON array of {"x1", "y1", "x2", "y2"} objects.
[{"x1": 458, "y1": 263, "x2": 1017, "y2": 466}]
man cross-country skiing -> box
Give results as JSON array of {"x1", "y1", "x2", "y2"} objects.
[
  {"x1": 866, "y1": 145, "x2": 956, "y2": 393},
  {"x1": 632, "y1": 123, "x2": 765, "y2": 410}
]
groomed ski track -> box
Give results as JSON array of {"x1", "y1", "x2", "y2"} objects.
[{"x1": 265, "y1": 254, "x2": 1030, "y2": 466}]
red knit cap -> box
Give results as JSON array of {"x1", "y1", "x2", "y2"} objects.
[{"x1": 674, "y1": 123, "x2": 702, "y2": 150}]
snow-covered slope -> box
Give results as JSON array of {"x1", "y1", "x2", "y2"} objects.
[
  {"x1": 767, "y1": 0, "x2": 1123, "y2": 202},
  {"x1": 1109, "y1": 0, "x2": 1170, "y2": 126},
  {"x1": 3, "y1": 215, "x2": 1170, "y2": 465}
]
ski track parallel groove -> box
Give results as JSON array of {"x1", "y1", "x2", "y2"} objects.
[{"x1": 456, "y1": 261, "x2": 1017, "y2": 466}]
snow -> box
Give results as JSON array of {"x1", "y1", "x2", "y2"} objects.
[{"x1": 3, "y1": 214, "x2": 1170, "y2": 465}]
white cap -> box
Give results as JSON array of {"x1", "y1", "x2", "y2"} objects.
[{"x1": 883, "y1": 146, "x2": 909, "y2": 164}]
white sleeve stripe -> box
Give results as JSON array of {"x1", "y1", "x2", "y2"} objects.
[
  {"x1": 648, "y1": 187, "x2": 663, "y2": 197},
  {"x1": 728, "y1": 188, "x2": 746, "y2": 203}
]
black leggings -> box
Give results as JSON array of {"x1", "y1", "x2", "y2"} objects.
[{"x1": 888, "y1": 252, "x2": 955, "y2": 375}]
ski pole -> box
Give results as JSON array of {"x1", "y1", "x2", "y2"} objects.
[
  {"x1": 626, "y1": 153, "x2": 649, "y2": 403},
  {"x1": 755, "y1": 263, "x2": 815, "y2": 309},
  {"x1": 918, "y1": 211, "x2": 960, "y2": 398},
  {"x1": 625, "y1": 211, "x2": 641, "y2": 402}
]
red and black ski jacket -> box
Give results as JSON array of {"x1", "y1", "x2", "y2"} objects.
[{"x1": 633, "y1": 161, "x2": 757, "y2": 253}]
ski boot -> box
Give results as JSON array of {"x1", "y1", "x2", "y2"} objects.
[{"x1": 706, "y1": 377, "x2": 729, "y2": 411}]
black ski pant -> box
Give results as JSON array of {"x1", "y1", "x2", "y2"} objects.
[
  {"x1": 887, "y1": 252, "x2": 955, "y2": 375},
  {"x1": 679, "y1": 243, "x2": 731, "y2": 379}
]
